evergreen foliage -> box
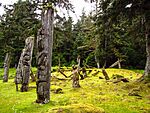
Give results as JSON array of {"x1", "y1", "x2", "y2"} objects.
[{"x1": 0, "y1": 0, "x2": 148, "y2": 69}]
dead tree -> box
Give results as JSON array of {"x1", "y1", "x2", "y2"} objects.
[
  {"x1": 15, "y1": 37, "x2": 34, "y2": 92},
  {"x1": 36, "y1": 4, "x2": 54, "y2": 104},
  {"x1": 3, "y1": 52, "x2": 11, "y2": 82}
]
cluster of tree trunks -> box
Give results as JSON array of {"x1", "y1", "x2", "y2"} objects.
[
  {"x1": 36, "y1": 7, "x2": 54, "y2": 104},
  {"x1": 15, "y1": 37, "x2": 34, "y2": 92},
  {"x1": 3, "y1": 53, "x2": 11, "y2": 82}
]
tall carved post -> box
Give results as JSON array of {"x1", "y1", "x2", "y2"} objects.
[
  {"x1": 15, "y1": 51, "x2": 23, "y2": 91},
  {"x1": 72, "y1": 65, "x2": 80, "y2": 88},
  {"x1": 15, "y1": 37, "x2": 34, "y2": 92},
  {"x1": 36, "y1": 4, "x2": 54, "y2": 104},
  {"x1": 3, "y1": 52, "x2": 11, "y2": 82},
  {"x1": 77, "y1": 55, "x2": 84, "y2": 80}
]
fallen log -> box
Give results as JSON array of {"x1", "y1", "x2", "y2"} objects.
[
  {"x1": 109, "y1": 59, "x2": 122, "y2": 68},
  {"x1": 92, "y1": 71, "x2": 100, "y2": 76},
  {"x1": 102, "y1": 69, "x2": 110, "y2": 80},
  {"x1": 58, "y1": 69, "x2": 68, "y2": 78}
]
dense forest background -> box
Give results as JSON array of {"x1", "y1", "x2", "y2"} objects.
[{"x1": 0, "y1": 0, "x2": 147, "y2": 69}]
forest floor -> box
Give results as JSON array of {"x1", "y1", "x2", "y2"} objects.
[{"x1": 0, "y1": 68, "x2": 150, "y2": 113}]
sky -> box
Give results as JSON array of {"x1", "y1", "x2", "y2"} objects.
[{"x1": 0, "y1": 0, "x2": 95, "y2": 23}]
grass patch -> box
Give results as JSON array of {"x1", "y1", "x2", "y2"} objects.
[{"x1": 0, "y1": 68, "x2": 150, "y2": 113}]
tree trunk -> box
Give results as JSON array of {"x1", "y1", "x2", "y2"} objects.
[
  {"x1": 118, "y1": 59, "x2": 121, "y2": 69},
  {"x1": 15, "y1": 37, "x2": 34, "y2": 92},
  {"x1": 58, "y1": 57, "x2": 61, "y2": 69},
  {"x1": 97, "y1": 62, "x2": 100, "y2": 69},
  {"x1": 142, "y1": 14, "x2": 150, "y2": 80},
  {"x1": 3, "y1": 52, "x2": 11, "y2": 82},
  {"x1": 95, "y1": 55, "x2": 100, "y2": 68},
  {"x1": 36, "y1": 6, "x2": 54, "y2": 104},
  {"x1": 143, "y1": 33, "x2": 150, "y2": 79}
]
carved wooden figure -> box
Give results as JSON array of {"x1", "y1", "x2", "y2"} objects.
[
  {"x1": 36, "y1": 7, "x2": 54, "y2": 104},
  {"x1": 15, "y1": 37, "x2": 34, "y2": 92},
  {"x1": 72, "y1": 66, "x2": 80, "y2": 88},
  {"x1": 3, "y1": 53, "x2": 11, "y2": 82}
]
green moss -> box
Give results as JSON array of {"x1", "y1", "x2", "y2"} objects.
[
  {"x1": 48, "y1": 104, "x2": 105, "y2": 113},
  {"x1": 0, "y1": 68, "x2": 150, "y2": 113}
]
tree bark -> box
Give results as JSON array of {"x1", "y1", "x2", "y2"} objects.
[
  {"x1": 3, "y1": 52, "x2": 11, "y2": 82},
  {"x1": 36, "y1": 6, "x2": 54, "y2": 104},
  {"x1": 15, "y1": 37, "x2": 34, "y2": 92}
]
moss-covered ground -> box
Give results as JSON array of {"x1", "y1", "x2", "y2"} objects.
[{"x1": 0, "y1": 68, "x2": 150, "y2": 113}]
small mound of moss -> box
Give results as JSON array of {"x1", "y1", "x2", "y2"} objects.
[
  {"x1": 48, "y1": 104, "x2": 105, "y2": 113},
  {"x1": 112, "y1": 74, "x2": 124, "y2": 79}
]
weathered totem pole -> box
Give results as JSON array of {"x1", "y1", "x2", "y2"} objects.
[
  {"x1": 15, "y1": 37, "x2": 34, "y2": 92},
  {"x1": 36, "y1": 1, "x2": 54, "y2": 104},
  {"x1": 72, "y1": 65, "x2": 80, "y2": 88},
  {"x1": 77, "y1": 55, "x2": 84, "y2": 80},
  {"x1": 3, "y1": 52, "x2": 11, "y2": 82}
]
